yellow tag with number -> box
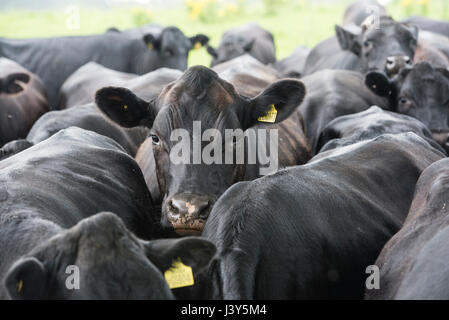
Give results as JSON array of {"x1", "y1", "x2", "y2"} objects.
[
  {"x1": 147, "y1": 43, "x2": 154, "y2": 50},
  {"x1": 258, "y1": 104, "x2": 277, "y2": 123},
  {"x1": 164, "y1": 258, "x2": 194, "y2": 289},
  {"x1": 193, "y1": 42, "x2": 202, "y2": 50}
]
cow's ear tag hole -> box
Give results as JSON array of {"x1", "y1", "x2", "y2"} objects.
[
  {"x1": 164, "y1": 258, "x2": 194, "y2": 289},
  {"x1": 258, "y1": 104, "x2": 277, "y2": 123},
  {"x1": 193, "y1": 42, "x2": 202, "y2": 50}
]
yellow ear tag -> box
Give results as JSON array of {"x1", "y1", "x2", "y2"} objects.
[
  {"x1": 147, "y1": 43, "x2": 154, "y2": 50},
  {"x1": 164, "y1": 258, "x2": 194, "y2": 289},
  {"x1": 258, "y1": 104, "x2": 277, "y2": 123},
  {"x1": 17, "y1": 280, "x2": 23, "y2": 293},
  {"x1": 123, "y1": 105, "x2": 128, "y2": 111},
  {"x1": 193, "y1": 42, "x2": 202, "y2": 50}
]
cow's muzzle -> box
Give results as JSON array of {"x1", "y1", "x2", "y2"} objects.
[
  {"x1": 385, "y1": 56, "x2": 413, "y2": 77},
  {"x1": 165, "y1": 194, "x2": 215, "y2": 236}
]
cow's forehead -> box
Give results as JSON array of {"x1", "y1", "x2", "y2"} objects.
[
  {"x1": 365, "y1": 20, "x2": 413, "y2": 39},
  {"x1": 158, "y1": 69, "x2": 237, "y2": 110},
  {"x1": 403, "y1": 68, "x2": 449, "y2": 101},
  {"x1": 160, "y1": 28, "x2": 190, "y2": 48}
]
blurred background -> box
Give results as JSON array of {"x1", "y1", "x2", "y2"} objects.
[{"x1": 0, "y1": 0, "x2": 447, "y2": 66}]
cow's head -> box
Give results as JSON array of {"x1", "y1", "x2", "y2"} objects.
[
  {"x1": 365, "y1": 62, "x2": 449, "y2": 151},
  {"x1": 4, "y1": 212, "x2": 215, "y2": 299},
  {"x1": 143, "y1": 26, "x2": 209, "y2": 71},
  {"x1": 207, "y1": 36, "x2": 256, "y2": 67},
  {"x1": 96, "y1": 66, "x2": 305, "y2": 235},
  {"x1": 335, "y1": 16, "x2": 418, "y2": 76}
]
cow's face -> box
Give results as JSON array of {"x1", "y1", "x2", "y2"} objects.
[
  {"x1": 143, "y1": 27, "x2": 209, "y2": 71},
  {"x1": 366, "y1": 62, "x2": 449, "y2": 150},
  {"x1": 4, "y1": 212, "x2": 215, "y2": 300},
  {"x1": 336, "y1": 16, "x2": 418, "y2": 76},
  {"x1": 207, "y1": 37, "x2": 255, "y2": 67},
  {"x1": 96, "y1": 66, "x2": 305, "y2": 235}
]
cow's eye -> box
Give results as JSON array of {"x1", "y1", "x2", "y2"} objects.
[
  {"x1": 164, "y1": 49, "x2": 174, "y2": 57},
  {"x1": 151, "y1": 135, "x2": 160, "y2": 146},
  {"x1": 398, "y1": 97, "x2": 408, "y2": 104},
  {"x1": 363, "y1": 41, "x2": 371, "y2": 48}
]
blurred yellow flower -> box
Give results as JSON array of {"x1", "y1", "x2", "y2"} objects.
[
  {"x1": 225, "y1": 2, "x2": 238, "y2": 13},
  {"x1": 400, "y1": 0, "x2": 413, "y2": 7}
]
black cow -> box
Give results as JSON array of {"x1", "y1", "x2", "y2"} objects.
[
  {"x1": 303, "y1": 16, "x2": 418, "y2": 77},
  {"x1": 24, "y1": 104, "x2": 149, "y2": 157},
  {"x1": 96, "y1": 60, "x2": 311, "y2": 236},
  {"x1": 414, "y1": 31, "x2": 449, "y2": 68},
  {"x1": 0, "y1": 128, "x2": 216, "y2": 299},
  {"x1": 343, "y1": 0, "x2": 387, "y2": 26},
  {"x1": 59, "y1": 62, "x2": 182, "y2": 108},
  {"x1": 0, "y1": 58, "x2": 48, "y2": 147},
  {"x1": 365, "y1": 61, "x2": 449, "y2": 152},
  {"x1": 105, "y1": 23, "x2": 165, "y2": 39},
  {"x1": 366, "y1": 158, "x2": 449, "y2": 300},
  {"x1": 272, "y1": 45, "x2": 310, "y2": 78},
  {"x1": 1, "y1": 66, "x2": 181, "y2": 159},
  {"x1": 206, "y1": 23, "x2": 276, "y2": 67},
  {"x1": 194, "y1": 133, "x2": 444, "y2": 299},
  {"x1": 0, "y1": 27, "x2": 208, "y2": 108},
  {"x1": 403, "y1": 16, "x2": 449, "y2": 39},
  {"x1": 317, "y1": 106, "x2": 445, "y2": 154},
  {"x1": 3, "y1": 212, "x2": 215, "y2": 300},
  {"x1": 299, "y1": 69, "x2": 390, "y2": 154}
]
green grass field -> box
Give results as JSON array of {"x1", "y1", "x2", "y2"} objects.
[{"x1": 0, "y1": 0, "x2": 448, "y2": 67}]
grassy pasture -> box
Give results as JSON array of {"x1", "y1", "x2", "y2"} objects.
[{"x1": 0, "y1": 0, "x2": 447, "y2": 66}]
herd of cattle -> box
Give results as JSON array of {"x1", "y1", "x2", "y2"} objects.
[{"x1": 1, "y1": 0, "x2": 449, "y2": 299}]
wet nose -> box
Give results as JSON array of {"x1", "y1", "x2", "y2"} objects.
[
  {"x1": 386, "y1": 56, "x2": 413, "y2": 76},
  {"x1": 166, "y1": 194, "x2": 213, "y2": 223}
]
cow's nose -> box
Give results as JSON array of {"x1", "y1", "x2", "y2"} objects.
[
  {"x1": 385, "y1": 56, "x2": 413, "y2": 77},
  {"x1": 166, "y1": 194, "x2": 213, "y2": 223}
]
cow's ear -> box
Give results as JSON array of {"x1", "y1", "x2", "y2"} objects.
[
  {"x1": 189, "y1": 34, "x2": 209, "y2": 50},
  {"x1": 143, "y1": 34, "x2": 160, "y2": 51},
  {"x1": 145, "y1": 237, "x2": 216, "y2": 275},
  {"x1": 5, "y1": 257, "x2": 48, "y2": 300},
  {"x1": 2, "y1": 73, "x2": 30, "y2": 94},
  {"x1": 241, "y1": 79, "x2": 306, "y2": 130},
  {"x1": 335, "y1": 25, "x2": 361, "y2": 56},
  {"x1": 206, "y1": 45, "x2": 218, "y2": 58},
  {"x1": 95, "y1": 87, "x2": 156, "y2": 128},
  {"x1": 365, "y1": 71, "x2": 394, "y2": 97},
  {"x1": 403, "y1": 23, "x2": 419, "y2": 40}
]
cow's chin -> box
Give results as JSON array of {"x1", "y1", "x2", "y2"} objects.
[
  {"x1": 171, "y1": 221, "x2": 205, "y2": 236},
  {"x1": 174, "y1": 228, "x2": 203, "y2": 236}
]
